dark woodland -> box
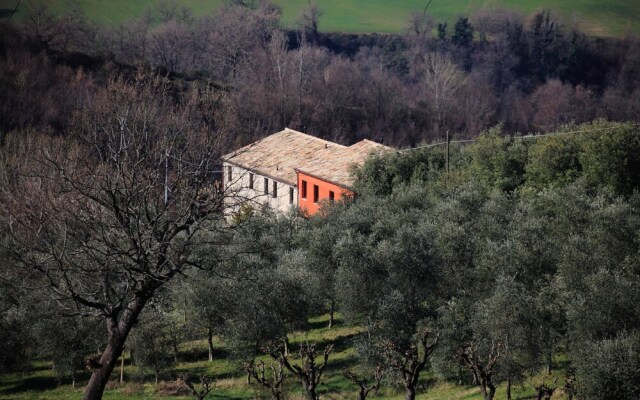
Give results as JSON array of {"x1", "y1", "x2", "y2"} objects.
[
  {"x1": 1, "y1": 2, "x2": 640, "y2": 147},
  {"x1": 1, "y1": 2, "x2": 640, "y2": 400}
]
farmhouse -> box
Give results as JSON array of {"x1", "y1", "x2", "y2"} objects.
[{"x1": 222, "y1": 128, "x2": 392, "y2": 216}]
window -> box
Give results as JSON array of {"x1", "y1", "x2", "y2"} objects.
[
  {"x1": 272, "y1": 181, "x2": 278, "y2": 198},
  {"x1": 249, "y1": 173, "x2": 254, "y2": 189},
  {"x1": 329, "y1": 191, "x2": 335, "y2": 201},
  {"x1": 264, "y1": 177, "x2": 269, "y2": 194},
  {"x1": 289, "y1": 187, "x2": 294, "y2": 204},
  {"x1": 313, "y1": 185, "x2": 319, "y2": 203},
  {"x1": 301, "y1": 180, "x2": 307, "y2": 199},
  {"x1": 227, "y1": 166, "x2": 232, "y2": 182}
]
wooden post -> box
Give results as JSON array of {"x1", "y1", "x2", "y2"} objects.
[{"x1": 119, "y1": 349, "x2": 125, "y2": 383}]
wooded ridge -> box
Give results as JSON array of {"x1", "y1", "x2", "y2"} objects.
[{"x1": 1, "y1": 2, "x2": 640, "y2": 400}]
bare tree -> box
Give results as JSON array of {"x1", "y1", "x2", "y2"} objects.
[
  {"x1": 107, "y1": 19, "x2": 150, "y2": 65},
  {"x1": 148, "y1": 0, "x2": 193, "y2": 25},
  {"x1": 22, "y1": 5, "x2": 61, "y2": 50},
  {"x1": 530, "y1": 79, "x2": 574, "y2": 132},
  {"x1": 0, "y1": 73, "x2": 231, "y2": 400},
  {"x1": 450, "y1": 76, "x2": 497, "y2": 135},
  {"x1": 298, "y1": 0, "x2": 323, "y2": 46},
  {"x1": 423, "y1": 51, "x2": 466, "y2": 136},
  {"x1": 407, "y1": 9, "x2": 434, "y2": 38},
  {"x1": 20, "y1": 3, "x2": 95, "y2": 53},
  {"x1": 147, "y1": 19, "x2": 191, "y2": 74}
]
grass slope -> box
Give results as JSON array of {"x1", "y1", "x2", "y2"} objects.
[
  {"x1": 0, "y1": 0, "x2": 639, "y2": 36},
  {"x1": 0, "y1": 314, "x2": 567, "y2": 400}
]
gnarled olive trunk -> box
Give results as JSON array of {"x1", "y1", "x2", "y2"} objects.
[
  {"x1": 485, "y1": 381, "x2": 496, "y2": 400},
  {"x1": 304, "y1": 386, "x2": 317, "y2": 400},
  {"x1": 328, "y1": 300, "x2": 335, "y2": 329},
  {"x1": 207, "y1": 328, "x2": 214, "y2": 362},
  {"x1": 405, "y1": 386, "x2": 416, "y2": 400}
]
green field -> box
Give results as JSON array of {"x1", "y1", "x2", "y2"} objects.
[
  {"x1": 1, "y1": 0, "x2": 639, "y2": 36},
  {"x1": 0, "y1": 314, "x2": 564, "y2": 400}
]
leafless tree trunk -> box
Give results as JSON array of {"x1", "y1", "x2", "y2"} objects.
[
  {"x1": 328, "y1": 300, "x2": 336, "y2": 329},
  {"x1": 298, "y1": 0, "x2": 323, "y2": 46},
  {"x1": 0, "y1": 74, "x2": 232, "y2": 400},
  {"x1": 207, "y1": 328, "x2": 214, "y2": 362},
  {"x1": 423, "y1": 52, "x2": 466, "y2": 136}
]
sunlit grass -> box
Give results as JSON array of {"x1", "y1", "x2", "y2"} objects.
[
  {"x1": 1, "y1": 0, "x2": 638, "y2": 36},
  {"x1": 0, "y1": 313, "x2": 570, "y2": 399}
]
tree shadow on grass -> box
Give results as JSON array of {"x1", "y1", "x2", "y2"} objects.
[
  {"x1": 0, "y1": 9, "x2": 17, "y2": 19},
  {"x1": 210, "y1": 392, "x2": 251, "y2": 399},
  {"x1": 0, "y1": 376, "x2": 58, "y2": 395},
  {"x1": 289, "y1": 330, "x2": 363, "y2": 355},
  {"x1": 180, "y1": 347, "x2": 231, "y2": 363},
  {"x1": 307, "y1": 318, "x2": 342, "y2": 331}
]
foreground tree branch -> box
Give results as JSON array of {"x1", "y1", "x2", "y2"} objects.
[{"x1": 0, "y1": 73, "x2": 232, "y2": 400}]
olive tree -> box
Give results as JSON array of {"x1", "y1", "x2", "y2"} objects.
[
  {"x1": 333, "y1": 187, "x2": 442, "y2": 400},
  {"x1": 129, "y1": 301, "x2": 177, "y2": 384}
]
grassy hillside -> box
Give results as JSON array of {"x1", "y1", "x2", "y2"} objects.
[
  {"x1": 1, "y1": 0, "x2": 639, "y2": 37},
  {"x1": 0, "y1": 314, "x2": 565, "y2": 400}
]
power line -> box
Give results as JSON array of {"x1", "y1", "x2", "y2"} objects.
[{"x1": 399, "y1": 123, "x2": 640, "y2": 153}]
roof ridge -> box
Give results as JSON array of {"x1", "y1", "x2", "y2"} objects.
[
  {"x1": 283, "y1": 127, "x2": 348, "y2": 148},
  {"x1": 349, "y1": 139, "x2": 393, "y2": 149}
]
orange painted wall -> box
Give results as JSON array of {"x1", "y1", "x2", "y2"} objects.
[{"x1": 297, "y1": 171, "x2": 352, "y2": 216}]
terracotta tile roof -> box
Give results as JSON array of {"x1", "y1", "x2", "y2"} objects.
[
  {"x1": 296, "y1": 139, "x2": 392, "y2": 187},
  {"x1": 223, "y1": 128, "x2": 393, "y2": 187}
]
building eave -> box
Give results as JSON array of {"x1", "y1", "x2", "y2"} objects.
[
  {"x1": 294, "y1": 168, "x2": 354, "y2": 191},
  {"x1": 224, "y1": 159, "x2": 297, "y2": 187}
]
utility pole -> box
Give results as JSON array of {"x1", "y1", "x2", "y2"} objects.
[{"x1": 446, "y1": 130, "x2": 450, "y2": 174}]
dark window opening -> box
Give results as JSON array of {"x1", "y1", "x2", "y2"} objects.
[
  {"x1": 313, "y1": 185, "x2": 319, "y2": 203},
  {"x1": 249, "y1": 173, "x2": 254, "y2": 189},
  {"x1": 272, "y1": 181, "x2": 277, "y2": 198},
  {"x1": 227, "y1": 166, "x2": 232, "y2": 182},
  {"x1": 264, "y1": 177, "x2": 269, "y2": 194},
  {"x1": 289, "y1": 187, "x2": 294, "y2": 204},
  {"x1": 301, "y1": 180, "x2": 307, "y2": 199},
  {"x1": 329, "y1": 191, "x2": 335, "y2": 201}
]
